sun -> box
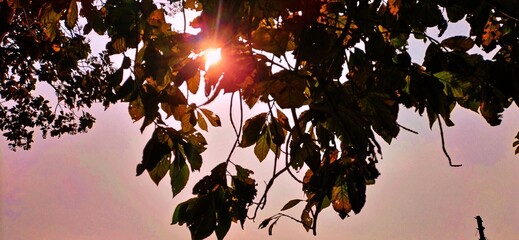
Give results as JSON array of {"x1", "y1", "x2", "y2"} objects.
[{"x1": 204, "y1": 48, "x2": 222, "y2": 70}]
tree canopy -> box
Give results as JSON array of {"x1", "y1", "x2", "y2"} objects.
[{"x1": 1, "y1": 0, "x2": 519, "y2": 239}]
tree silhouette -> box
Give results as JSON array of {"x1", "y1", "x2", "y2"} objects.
[{"x1": 1, "y1": 0, "x2": 518, "y2": 239}]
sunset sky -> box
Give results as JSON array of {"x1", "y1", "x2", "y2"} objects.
[{"x1": 2, "y1": 8, "x2": 519, "y2": 240}]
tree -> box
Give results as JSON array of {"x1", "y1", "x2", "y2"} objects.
[{"x1": 1, "y1": 0, "x2": 518, "y2": 239}]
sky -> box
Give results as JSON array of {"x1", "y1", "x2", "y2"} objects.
[{"x1": 2, "y1": 7, "x2": 519, "y2": 240}]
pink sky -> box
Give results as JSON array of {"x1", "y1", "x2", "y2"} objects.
[{"x1": 2, "y1": 96, "x2": 519, "y2": 239}]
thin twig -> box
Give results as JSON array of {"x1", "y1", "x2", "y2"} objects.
[
  {"x1": 437, "y1": 116, "x2": 462, "y2": 167},
  {"x1": 398, "y1": 123, "x2": 419, "y2": 134}
]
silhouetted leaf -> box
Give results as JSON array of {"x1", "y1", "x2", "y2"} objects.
[
  {"x1": 148, "y1": 153, "x2": 171, "y2": 185},
  {"x1": 258, "y1": 217, "x2": 272, "y2": 229},
  {"x1": 281, "y1": 199, "x2": 303, "y2": 211},
  {"x1": 270, "y1": 70, "x2": 308, "y2": 109},
  {"x1": 172, "y1": 198, "x2": 195, "y2": 225},
  {"x1": 170, "y1": 153, "x2": 189, "y2": 197},
  {"x1": 252, "y1": 27, "x2": 293, "y2": 56},
  {"x1": 240, "y1": 113, "x2": 267, "y2": 148},
  {"x1": 182, "y1": 141, "x2": 203, "y2": 171},
  {"x1": 442, "y1": 36, "x2": 475, "y2": 52},
  {"x1": 136, "y1": 129, "x2": 171, "y2": 176}
]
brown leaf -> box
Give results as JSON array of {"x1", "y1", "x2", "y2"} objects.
[
  {"x1": 196, "y1": 111, "x2": 208, "y2": 131},
  {"x1": 129, "y1": 96, "x2": 145, "y2": 121},
  {"x1": 388, "y1": 0, "x2": 401, "y2": 16},
  {"x1": 441, "y1": 36, "x2": 474, "y2": 52}
]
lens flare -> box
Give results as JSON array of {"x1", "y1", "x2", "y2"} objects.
[{"x1": 204, "y1": 48, "x2": 222, "y2": 70}]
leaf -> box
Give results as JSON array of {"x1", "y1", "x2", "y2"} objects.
[
  {"x1": 184, "y1": 0, "x2": 202, "y2": 10},
  {"x1": 276, "y1": 109, "x2": 291, "y2": 130},
  {"x1": 188, "y1": 195, "x2": 217, "y2": 240},
  {"x1": 434, "y1": 71, "x2": 469, "y2": 98},
  {"x1": 129, "y1": 96, "x2": 145, "y2": 122},
  {"x1": 281, "y1": 199, "x2": 303, "y2": 211},
  {"x1": 197, "y1": 111, "x2": 208, "y2": 131},
  {"x1": 181, "y1": 110, "x2": 195, "y2": 132},
  {"x1": 182, "y1": 141, "x2": 203, "y2": 171},
  {"x1": 270, "y1": 70, "x2": 308, "y2": 109},
  {"x1": 446, "y1": 4, "x2": 466, "y2": 23},
  {"x1": 441, "y1": 36, "x2": 475, "y2": 52},
  {"x1": 215, "y1": 189, "x2": 232, "y2": 239},
  {"x1": 172, "y1": 199, "x2": 194, "y2": 225},
  {"x1": 136, "y1": 129, "x2": 171, "y2": 176},
  {"x1": 252, "y1": 27, "x2": 292, "y2": 56},
  {"x1": 269, "y1": 118, "x2": 286, "y2": 146},
  {"x1": 254, "y1": 129, "x2": 270, "y2": 161},
  {"x1": 147, "y1": 9, "x2": 166, "y2": 27},
  {"x1": 39, "y1": 3, "x2": 61, "y2": 41},
  {"x1": 148, "y1": 153, "x2": 171, "y2": 185},
  {"x1": 116, "y1": 77, "x2": 136, "y2": 102},
  {"x1": 268, "y1": 219, "x2": 278, "y2": 235},
  {"x1": 258, "y1": 217, "x2": 272, "y2": 229},
  {"x1": 177, "y1": 58, "x2": 202, "y2": 87},
  {"x1": 331, "y1": 182, "x2": 352, "y2": 219},
  {"x1": 107, "y1": 68, "x2": 124, "y2": 87},
  {"x1": 301, "y1": 207, "x2": 313, "y2": 232},
  {"x1": 240, "y1": 113, "x2": 267, "y2": 148},
  {"x1": 170, "y1": 153, "x2": 190, "y2": 197},
  {"x1": 200, "y1": 108, "x2": 221, "y2": 127},
  {"x1": 65, "y1": 0, "x2": 78, "y2": 29},
  {"x1": 187, "y1": 71, "x2": 201, "y2": 94},
  {"x1": 388, "y1": 0, "x2": 401, "y2": 16},
  {"x1": 235, "y1": 164, "x2": 253, "y2": 182}
]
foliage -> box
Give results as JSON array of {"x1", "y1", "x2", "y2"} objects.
[{"x1": 1, "y1": 0, "x2": 519, "y2": 239}]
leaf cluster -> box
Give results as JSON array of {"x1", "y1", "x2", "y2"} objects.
[{"x1": 2, "y1": 0, "x2": 519, "y2": 239}]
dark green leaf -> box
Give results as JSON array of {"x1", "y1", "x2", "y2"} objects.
[
  {"x1": 188, "y1": 195, "x2": 217, "y2": 240},
  {"x1": 170, "y1": 153, "x2": 190, "y2": 197},
  {"x1": 136, "y1": 129, "x2": 171, "y2": 176},
  {"x1": 240, "y1": 113, "x2": 267, "y2": 148},
  {"x1": 148, "y1": 152, "x2": 171, "y2": 185},
  {"x1": 182, "y1": 141, "x2": 203, "y2": 171},
  {"x1": 215, "y1": 206, "x2": 231, "y2": 240},
  {"x1": 172, "y1": 198, "x2": 195, "y2": 225},
  {"x1": 254, "y1": 129, "x2": 270, "y2": 161}
]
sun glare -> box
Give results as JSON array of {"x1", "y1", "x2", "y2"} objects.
[{"x1": 204, "y1": 48, "x2": 222, "y2": 70}]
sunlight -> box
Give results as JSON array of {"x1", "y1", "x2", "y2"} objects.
[{"x1": 204, "y1": 48, "x2": 222, "y2": 70}]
